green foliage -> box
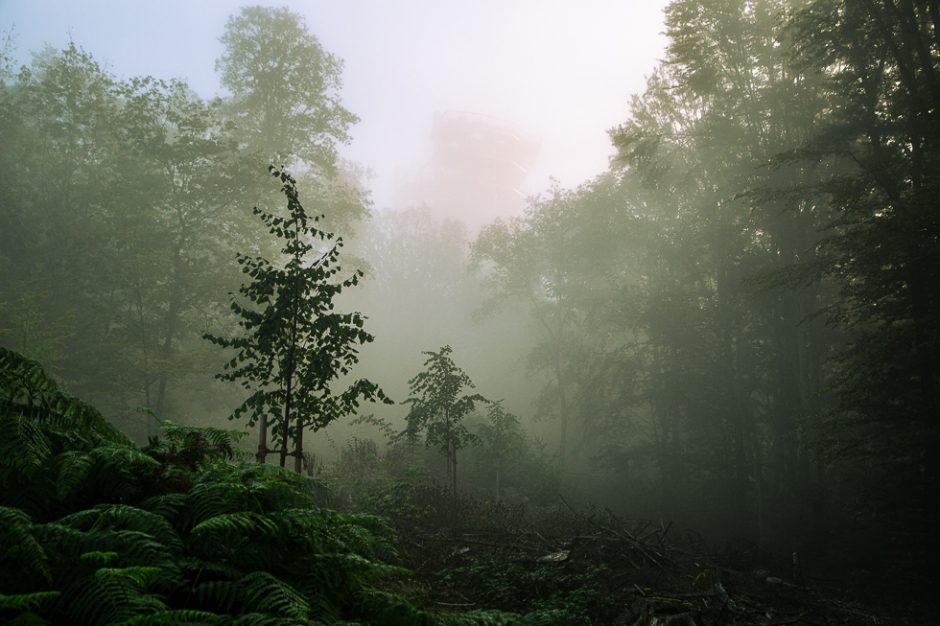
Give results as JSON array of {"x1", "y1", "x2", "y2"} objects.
[
  {"x1": 786, "y1": 0, "x2": 940, "y2": 573},
  {"x1": 400, "y1": 346, "x2": 485, "y2": 493},
  {"x1": 206, "y1": 167, "x2": 389, "y2": 471},
  {"x1": 0, "y1": 347, "x2": 128, "y2": 446},
  {"x1": 0, "y1": 21, "x2": 369, "y2": 432},
  {"x1": 144, "y1": 420, "x2": 246, "y2": 471},
  {"x1": 217, "y1": 5, "x2": 357, "y2": 169},
  {"x1": 0, "y1": 348, "x2": 514, "y2": 625}
]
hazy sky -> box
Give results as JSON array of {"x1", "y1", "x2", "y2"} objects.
[{"x1": 1, "y1": 0, "x2": 668, "y2": 214}]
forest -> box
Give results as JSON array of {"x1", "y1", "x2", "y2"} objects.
[{"x1": 0, "y1": 0, "x2": 938, "y2": 624}]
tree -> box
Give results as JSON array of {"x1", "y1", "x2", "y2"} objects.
[
  {"x1": 401, "y1": 345, "x2": 485, "y2": 494},
  {"x1": 111, "y1": 76, "x2": 261, "y2": 421},
  {"x1": 216, "y1": 5, "x2": 356, "y2": 170},
  {"x1": 0, "y1": 348, "x2": 468, "y2": 625},
  {"x1": 478, "y1": 400, "x2": 521, "y2": 501},
  {"x1": 205, "y1": 167, "x2": 388, "y2": 472},
  {"x1": 0, "y1": 43, "x2": 269, "y2": 435},
  {"x1": 472, "y1": 175, "x2": 643, "y2": 479},
  {"x1": 790, "y1": 0, "x2": 940, "y2": 575}
]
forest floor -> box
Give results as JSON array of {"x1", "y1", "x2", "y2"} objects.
[{"x1": 336, "y1": 482, "x2": 932, "y2": 625}]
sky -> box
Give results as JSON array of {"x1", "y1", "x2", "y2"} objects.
[{"x1": 0, "y1": 0, "x2": 669, "y2": 217}]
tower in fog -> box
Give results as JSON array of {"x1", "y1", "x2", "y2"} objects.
[{"x1": 396, "y1": 111, "x2": 540, "y2": 231}]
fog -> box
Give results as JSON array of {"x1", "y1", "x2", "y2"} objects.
[
  {"x1": 0, "y1": 0, "x2": 668, "y2": 465},
  {"x1": 1, "y1": 0, "x2": 667, "y2": 221},
  {"x1": 1, "y1": 1, "x2": 938, "y2": 620}
]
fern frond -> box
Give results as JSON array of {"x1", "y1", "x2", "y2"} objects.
[
  {"x1": 90, "y1": 445, "x2": 161, "y2": 474},
  {"x1": 139, "y1": 493, "x2": 187, "y2": 523},
  {"x1": 0, "y1": 348, "x2": 129, "y2": 446},
  {"x1": 40, "y1": 518, "x2": 180, "y2": 587},
  {"x1": 34, "y1": 521, "x2": 89, "y2": 558},
  {"x1": 0, "y1": 415, "x2": 52, "y2": 485},
  {"x1": 0, "y1": 506, "x2": 51, "y2": 586},
  {"x1": 160, "y1": 420, "x2": 246, "y2": 458},
  {"x1": 191, "y1": 511, "x2": 279, "y2": 541},
  {"x1": 112, "y1": 609, "x2": 224, "y2": 625},
  {"x1": 310, "y1": 552, "x2": 407, "y2": 582},
  {"x1": 62, "y1": 573, "x2": 166, "y2": 626},
  {"x1": 177, "y1": 556, "x2": 244, "y2": 582},
  {"x1": 521, "y1": 609, "x2": 586, "y2": 626},
  {"x1": 94, "y1": 566, "x2": 163, "y2": 588},
  {"x1": 55, "y1": 507, "x2": 103, "y2": 531},
  {"x1": 247, "y1": 475, "x2": 313, "y2": 511},
  {"x1": 0, "y1": 590, "x2": 61, "y2": 612},
  {"x1": 0, "y1": 348, "x2": 61, "y2": 403},
  {"x1": 194, "y1": 580, "x2": 240, "y2": 614},
  {"x1": 94, "y1": 505, "x2": 184, "y2": 554},
  {"x1": 105, "y1": 530, "x2": 178, "y2": 571},
  {"x1": 238, "y1": 571, "x2": 310, "y2": 620},
  {"x1": 228, "y1": 613, "x2": 304, "y2": 626},
  {"x1": 79, "y1": 551, "x2": 120, "y2": 566},
  {"x1": 80, "y1": 446, "x2": 160, "y2": 502},
  {"x1": 54, "y1": 450, "x2": 94, "y2": 501},
  {"x1": 187, "y1": 476, "x2": 249, "y2": 524}
]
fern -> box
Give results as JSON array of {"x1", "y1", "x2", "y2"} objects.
[
  {"x1": 0, "y1": 348, "x2": 533, "y2": 625},
  {"x1": 138, "y1": 493, "x2": 187, "y2": 523},
  {"x1": 193, "y1": 580, "x2": 241, "y2": 615},
  {"x1": 92, "y1": 505, "x2": 184, "y2": 554},
  {"x1": 0, "y1": 415, "x2": 52, "y2": 485},
  {"x1": 146, "y1": 420, "x2": 247, "y2": 470},
  {"x1": 186, "y1": 471, "x2": 251, "y2": 524},
  {"x1": 0, "y1": 347, "x2": 128, "y2": 446},
  {"x1": 94, "y1": 566, "x2": 163, "y2": 588},
  {"x1": 228, "y1": 613, "x2": 307, "y2": 626},
  {"x1": 86, "y1": 446, "x2": 161, "y2": 500},
  {"x1": 0, "y1": 590, "x2": 61, "y2": 612},
  {"x1": 239, "y1": 571, "x2": 311, "y2": 620},
  {"x1": 0, "y1": 506, "x2": 51, "y2": 587},
  {"x1": 54, "y1": 450, "x2": 94, "y2": 501},
  {"x1": 112, "y1": 609, "x2": 224, "y2": 625},
  {"x1": 192, "y1": 511, "x2": 280, "y2": 540},
  {"x1": 79, "y1": 551, "x2": 120, "y2": 566},
  {"x1": 61, "y1": 572, "x2": 167, "y2": 625}
]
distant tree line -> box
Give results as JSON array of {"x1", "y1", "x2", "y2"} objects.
[
  {"x1": 473, "y1": 0, "x2": 940, "y2": 584},
  {"x1": 0, "y1": 7, "x2": 368, "y2": 434}
]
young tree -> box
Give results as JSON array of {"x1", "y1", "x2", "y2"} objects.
[
  {"x1": 479, "y1": 400, "x2": 521, "y2": 501},
  {"x1": 401, "y1": 345, "x2": 484, "y2": 494},
  {"x1": 206, "y1": 167, "x2": 388, "y2": 472}
]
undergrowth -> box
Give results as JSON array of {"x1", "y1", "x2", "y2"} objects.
[{"x1": 0, "y1": 347, "x2": 520, "y2": 625}]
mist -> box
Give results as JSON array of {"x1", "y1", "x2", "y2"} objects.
[{"x1": 1, "y1": 1, "x2": 938, "y2": 624}]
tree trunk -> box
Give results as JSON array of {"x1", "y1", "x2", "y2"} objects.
[
  {"x1": 257, "y1": 414, "x2": 269, "y2": 464},
  {"x1": 280, "y1": 294, "x2": 300, "y2": 469},
  {"x1": 495, "y1": 455, "x2": 502, "y2": 501},
  {"x1": 293, "y1": 414, "x2": 304, "y2": 473},
  {"x1": 451, "y1": 443, "x2": 458, "y2": 495},
  {"x1": 279, "y1": 395, "x2": 291, "y2": 468}
]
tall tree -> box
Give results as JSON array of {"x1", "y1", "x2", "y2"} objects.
[
  {"x1": 791, "y1": 0, "x2": 940, "y2": 574},
  {"x1": 111, "y1": 76, "x2": 260, "y2": 420},
  {"x1": 216, "y1": 5, "x2": 357, "y2": 171},
  {"x1": 473, "y1": 175, "x2": 645, "y2": 480}
]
